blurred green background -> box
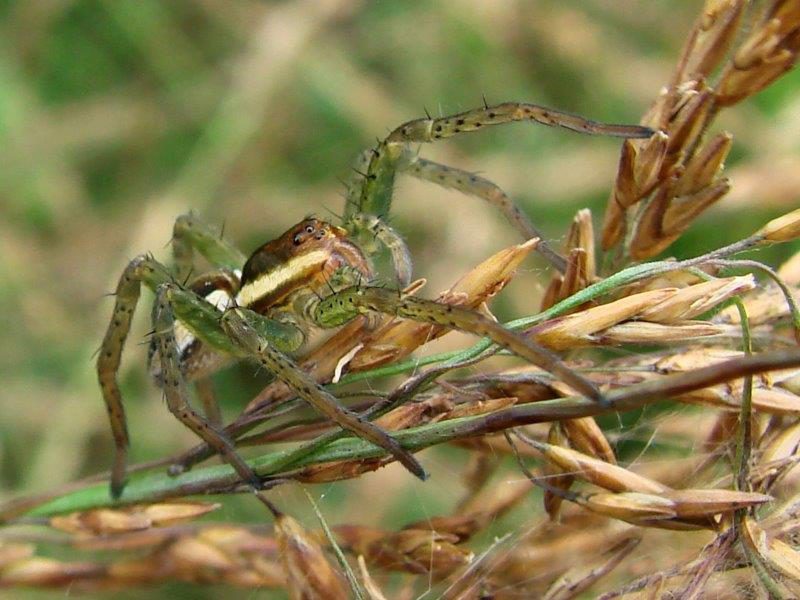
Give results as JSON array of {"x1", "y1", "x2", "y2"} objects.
[{"x1": 1, "y1": 1, "x2": 798, "y2": 597}]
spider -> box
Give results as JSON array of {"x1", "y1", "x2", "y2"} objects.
[{"x1": 97, "y1": 101, "x2": 653, "y2": 499}]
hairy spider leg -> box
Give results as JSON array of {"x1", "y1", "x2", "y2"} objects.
[
  {"x1": 386, "y1": 102, "x2": 654, "y2": 144},
  {"x1": 98, "y1": 255, "x2": 172, "y2": 498},
  {"x1": 344, "y1": 101, "x2": 653, "y2": 276},
  {"x1": 153, "y1": 283, "x2": 263, "y2": 490},
  {"x1": 403, "y1": 158, "x2": 568, "y2": 272},
  {"x1": 172, "y1": 212, "x2": 247, "y2": 281},
  {"x1": 343, "y1": 213, "x2": 413, "y2": 288},
  {"x1": 313, "y1": 285, "x2": 607, "y2": 405},
  {"x1": 220, "y1": 306, "x2": 427, "y2": 479},
  {"x1": 345, "y1": 143, "x2": 569, "y2": 273}
]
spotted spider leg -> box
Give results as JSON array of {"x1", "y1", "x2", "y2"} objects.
[
  {"x1": 387, "y1": 102, "x2": 654, "y2": 144},
  {"x1": 313, "y1": 286, "x2": 607, "y2": 404},
  {"x1": 219, "y1": 306, "x2": 427, "y2": 479},
  {"x1": 344, "y1": 146, "x2": 568, "y2": 274},
  {"x1": 345, "y1": 102, "x2": 653, "y2": 277},
  {"x1": 152, "y1": 283, "x2": 264, "y2": 491},
  {"x1": 98, "y1": 217, "x2": 302, "y2": 498},
  {"x1": 403, "y1": 157, "x2": 568, "y2": 271},
  {"x1": 171, "y1": 213, "x2": 247, "y2": 279},
  {"x1": 98, "y1": 255, "x2": 172, "y2": 498}
]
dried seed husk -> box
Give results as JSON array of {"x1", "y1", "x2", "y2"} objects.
[
  {"x1": 756, "y1": 207, "x2": 800, "y2": 243},
  {"x1": 335, "y1": 525, "x2": 471, "y2": 578},
  {"x1": 630, "y1": 178, "x2": 731, "y2": 259},
  {"x1": 634, "y1": 131, "x2": 670, "y2": 197},
  {"x1": 528, "y1": 439, "x2": 670, "y2": 494},
  {"x1": 143, "y1": 502, "x2": 221, "y2": 526},
  {"x1": 662, "y1": 178, "x2": 732, "y2": 236},
  {"x1": 580, "y1": 492, "x2": 677, "y2": 522},
  {"x1": 600, "y1": 321, "x2": 725, "y2": 344},
  {"x1": 741, "y1": 516, "x2": 800, "y2": 581},
  {"x1": 51, "y1": 508, "x2": 152, "y2": 535},
  {"x1": 543, "y1": 423, "x2": 576, "y2": 520},
  {"x1": 49, "y1": 502, "x2": 220, "y2": 535},
  {"x1": 0, "y1": 557, "x2": 103, "y2": 587},
  {"x1": 666, "y1": 86, "x2": 714, "y2": 157},
  {"x1": 561, "y1": 417, "x2": 616, "y2": 465},
  {"x1": 531, "y1": 289, "x2": 677, "y2": 350},
  {"x1": 683, "y1": 0, "x2": 746, "y2": 78},
  {"x1": 170, "y1": 537, "x2": 236, "y2": 571},
  {"x1": 675, "y1": 384, "x2": 800, "y2": 414},
  {"x1": 443, "y1": 396, "x2": 517, "y2": 420},
  {"x1": 671, "y1": 132, "x2": 732, "y2": 197},
  {"x1": 761, "y1": 420, "x2": 800, "y2": 468},
  {"x1": 716, "y1": 1, "x2": 800, "y2": 106},
  {"x1": 638, "y1": 275, "x2": 755, "y2": 323},
  {"x1": 275, "y1": 513, "x2": 348, "y2": 600},
  {"x1": 660, "y1": 488, "x2": 772, "y2": 517}
]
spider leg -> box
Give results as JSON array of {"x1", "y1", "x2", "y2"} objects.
[
  {"x1": 344, "y1": 213, "x2": 412, "y2": 287},
  {"x1": 172, "y1": 212, "x2": 247, "y2": 280},
  {"x1": 152, "y1": 283, "x2": 263, "y2": 490},
  {"x1": 97, "y1": 254, "x2": 174, "y2": 499},
  {"x1": 98, "y1": 253, "x2": 303, "y2": 498},
  {"x1": 169, "y1": 213, "x2": 247, "y2": 428},
  {"x1": 313, "y1": 285, "x2": 607, "y2": 405},
  {"x1": 220, "y1": 306, "x2": 427, "y2": 480},
  {"x1": 387, "y1": 102, "x2": 654, "y2": 144},
  {"x1": 402, "y1": 157, "x2": 568, "y2": 272},
  {"x1": 345, "y1": 102, "x2": 652, "y2": 274}
]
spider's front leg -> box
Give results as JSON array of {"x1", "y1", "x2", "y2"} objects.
[
  {"x1": 151, "y1": 283, "x2": 263, "y2": 491},
  {"x1": 314, "y1": 286, "x2": 607, "y2": 404},
  {"x1": 97, "y1": 255, "x2": 175, "y2": 498},
  {"x1": 219, "y1": 306, "x2": 427, "y2": 480},
  {"x1": 344, "y1": 102, "x2": 654, "y2": 277}
]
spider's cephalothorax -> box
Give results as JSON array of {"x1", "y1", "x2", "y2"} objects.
[
  {"x1": 237, "y1": 218, "x2": 371, "y2": 318},
  {"x1": 98, "y1": 100, "x2": 654, "y2": 499}
]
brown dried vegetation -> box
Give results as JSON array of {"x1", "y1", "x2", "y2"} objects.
[{"x1": 2, "y1": 0, "x2": 800, "y2": 598}]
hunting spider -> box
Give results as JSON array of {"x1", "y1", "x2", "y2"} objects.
[{"x1": 98, "y1": 101, "x2": 652, "y2": 498}]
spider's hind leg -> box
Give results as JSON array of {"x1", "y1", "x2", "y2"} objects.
[
  {"x1": 345, "y1": 102, "x2": 653, "y2": 275},
  {"x1": 168, "y1": 213, "x2": 248, "y2": 433}
]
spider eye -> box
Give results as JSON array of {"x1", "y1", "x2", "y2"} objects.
[
  {"x1": 305, "y1": 225, "x2": 314, "y2": 234},
  {"x1": 293, "y1": 234, "x2": 302, "y2": 245}
]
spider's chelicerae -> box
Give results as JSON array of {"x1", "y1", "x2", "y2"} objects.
[{"x1": 97, "y1": 102, "x2": 653, "y2": 499}]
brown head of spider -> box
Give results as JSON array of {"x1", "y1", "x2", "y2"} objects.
[{"x1": 236, "y1": 218, "x2": 371, "y2": 314}]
